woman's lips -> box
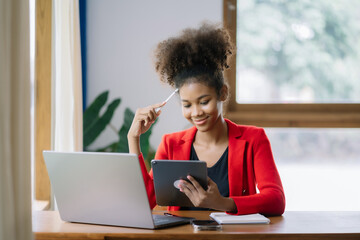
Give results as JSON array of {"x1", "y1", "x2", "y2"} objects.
[{"x1": 193, "y1": 117, "x2": 208, "y2": 125}]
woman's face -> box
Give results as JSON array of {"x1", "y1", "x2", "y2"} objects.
[{"x1": 179, "y1": 81, "x2": 224, "y2": 132}]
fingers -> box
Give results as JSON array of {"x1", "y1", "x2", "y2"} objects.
[
  {"x1": 154, "y1": 101, "x2": 166, "y2": 109},
  {"x1": 207, "y1": 177, "x2": 216, "y2": 187},
  {"x1": 207, "y1": 177, "x2": 220, "y2": 194},
  {"x1": 179, "y1": 180, "x2": 195, "y2": 199},
  {"x1": 141, "y1": 110, "x2": 155, "y2": 127},
  {"x1": 187, "y1": 175, "x2": 206, "y2": 194},
  {"x1": 154, "y1": 102, "x2": 166, "y2": 115},
  {"x1": 178, "y1": 176, "x2": 206, "y2": 195},
  {"x1": 179, "y1": 176, "x2": 222, "y2": 209},
  {"x1": 138, "y1": 102, "x2": 165, "y2": 126},
  {"x1": 129, "y1": 102, "x2": 166, "y2": 138},
  {"x1": 179, "y1": 177, "x2": 206, "y2": 208}
]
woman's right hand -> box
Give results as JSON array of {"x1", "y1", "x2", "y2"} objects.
[{"x1": 127, "y1": 102, "x2": 166, "y2": 139}]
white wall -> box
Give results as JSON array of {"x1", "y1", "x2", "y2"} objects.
[{"x1": 86, "y1": 0, "x2": 222, "y2": 150}]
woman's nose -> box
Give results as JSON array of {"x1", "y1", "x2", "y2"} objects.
[{"x1": 191, "y1": 105, "x2": 203, "y2": 117}]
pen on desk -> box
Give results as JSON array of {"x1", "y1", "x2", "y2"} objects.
[
  {"x1": 155, "y1": 88, "x2": 179, "y2": 113},
  {"x1": 164, "y1": 212, "x2": 196, "y2": 220},
  {"x1": 164, "y1": 213, "x2": 179, "y2": 217}
]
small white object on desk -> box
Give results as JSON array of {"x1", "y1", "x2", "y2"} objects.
[{"x1": 210, "y1": 212, "x2": 270, "y2": 224}]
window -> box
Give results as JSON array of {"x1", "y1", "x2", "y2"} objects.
[
  {"x1": 223, "y1": 0, "x2": 360, "y2": 210},
  {"x1": 33, "y1": 0, "x2": 52, "y2": 210},
  {"x1": 223, "y1": 0, "x2": 360, "y2": 127},
  {"x1": 236, "y1": 0, "x2": 360, "y2": 104},
  {"x1": 266, "y1": 128, "x2": 360, "y2": 210}
]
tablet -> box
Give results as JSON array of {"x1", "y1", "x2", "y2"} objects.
[{"x1": 151, "y1": 160, "x2": 208, "y2": 207}]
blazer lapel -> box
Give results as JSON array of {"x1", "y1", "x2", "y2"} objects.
[
  {"x1": 172, "y1": 126, "x2": 197, "y2": 160},
  {"x1": 226, "y1": 119, "x2": 247, "y2": 197}
]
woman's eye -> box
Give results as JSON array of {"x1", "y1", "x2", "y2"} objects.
[
  {"x1": 183, "y1": 104, "x2": 191, "y2": 108},
  {"x1": 200, "y1": 100, "x2": 209, "y2": 105}
]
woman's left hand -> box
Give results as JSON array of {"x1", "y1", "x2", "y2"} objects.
[{"x1": 179, "y1": 176, "x2": 236, "y2": 212}]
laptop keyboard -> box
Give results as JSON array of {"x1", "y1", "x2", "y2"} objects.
[{"x1": 152, "y1": 214, "x2": 186, "y2": 226}]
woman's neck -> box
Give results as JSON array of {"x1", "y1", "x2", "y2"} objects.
[{"x1": 194, "y1": 117, "x2": 228, "y2": 147}]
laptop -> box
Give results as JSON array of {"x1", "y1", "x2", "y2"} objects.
[{"x1": 43, "y1": 151, "x2": 190, "y2": 229}]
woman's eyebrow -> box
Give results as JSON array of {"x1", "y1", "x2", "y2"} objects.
[{"x1": 181, "y1": 94, "x2": 210, "y2": 102}]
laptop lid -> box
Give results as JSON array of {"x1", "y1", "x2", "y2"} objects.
[{"x1": 43, "y1": 151, "x2": 186, "y2": 229}]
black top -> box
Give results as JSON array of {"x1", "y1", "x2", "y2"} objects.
[{"x1": 180, "y1": 144, "x2": 229, "y2": 210}]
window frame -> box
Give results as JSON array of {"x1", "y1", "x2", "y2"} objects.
[
  {"x1": 34, "y1": 0, "x2": 52, "y2": 204},
  {"x1": 223, "y1": 0, "x2": 360, "y2": 128}
]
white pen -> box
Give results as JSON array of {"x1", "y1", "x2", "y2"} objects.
[{"x1": 155, "y1": 88, "x2": 179, "y2": 113}]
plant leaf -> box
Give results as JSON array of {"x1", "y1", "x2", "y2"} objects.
[
  {"x1": 83, "y1": 91, "x2": 109, "y2": 133},
  {"x1": 144, "y1": 147, "x2": 156, "y2": 171},
  {"x1": 83, "y1": 98, "x2": 121, "y2": 148},
  {"x1": 117, "y1": 107, "x2": 134, "y2": 153}
]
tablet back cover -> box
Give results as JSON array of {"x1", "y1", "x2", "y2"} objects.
[{"x1": 151, "y1": 160, "x2": 207, "y2": 207}]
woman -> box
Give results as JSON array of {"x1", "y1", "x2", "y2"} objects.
[{"x1": 127, "y1": 23, "x2": 285, "y2": 215}]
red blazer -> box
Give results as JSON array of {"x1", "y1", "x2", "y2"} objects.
[{"x1": 138, "y1": 119, "x2": 285, "y2": 215}]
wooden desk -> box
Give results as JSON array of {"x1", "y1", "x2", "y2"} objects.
[{"x1": 33, "y1": 211, "x2": 360, "y2": 240}]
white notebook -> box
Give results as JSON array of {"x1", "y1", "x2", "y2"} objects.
[{"x1": 209, "y1": 212, "x2": 270, "y2": 224}]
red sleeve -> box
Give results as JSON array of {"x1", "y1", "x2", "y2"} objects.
[
  {"x1": 229, "y1": 129, "x2": 285, "y2": 216},
  {"x1": 138, "y1": 153, "x2": 156, "y2": 209},
  {"x1": 138, "y1": 135, "x2": 170, "y2": 210}
]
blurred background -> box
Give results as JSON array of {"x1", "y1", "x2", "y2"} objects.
[
  {"x1": 30, "y1": 0, "x2": 360, "y2": 211},
  {"x1": 79, "y1": 0, "x2": 360, "y2": 210}
]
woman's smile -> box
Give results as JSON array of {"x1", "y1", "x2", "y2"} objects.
[{"x1": 192, "y1": 116, "x2": 209, "y2": 125}]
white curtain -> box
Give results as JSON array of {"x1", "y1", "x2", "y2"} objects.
[
  {"x1": 0, "y1": 0, "x2": 33, "y2": 239},
  {"x1": 51, "y1": 0, "x2": 83, "y2": 152}
]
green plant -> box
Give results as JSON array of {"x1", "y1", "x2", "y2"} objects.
[{"x1": 83, "y1": 90, "x2": 157, "y2": 169}]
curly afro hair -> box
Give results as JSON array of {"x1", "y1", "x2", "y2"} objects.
[{"x1": 154, "y1": 23, "x2": 234, "y2": 97}]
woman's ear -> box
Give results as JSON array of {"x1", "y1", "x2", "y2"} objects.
[{"x1": 220, "y1": 85, "x2": 229, "y2": 101}]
